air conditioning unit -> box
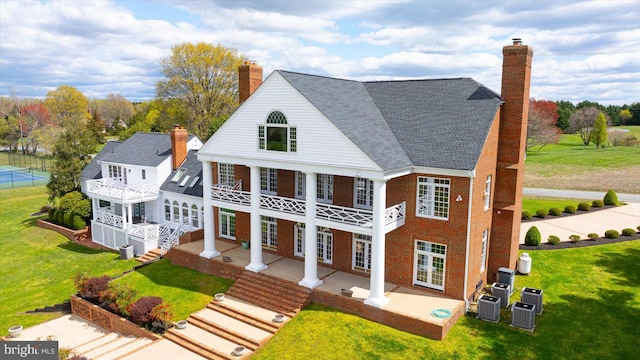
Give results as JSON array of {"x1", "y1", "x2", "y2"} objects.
[
  {"x1": 521, "y1": 287, "x2": 543, "y2": 314},
  {"x1": 511, "y1": 301, "x2": 535, "y2": 331},
  {"x1": 491, "y1": 282, "x2": 510, "y2": 308},
  {"x1": 497, "y1": 267, "x2": 515, "y2": 294},
  {"x1": 477, "y1": 295, "x2": 501, "y2": 322}
]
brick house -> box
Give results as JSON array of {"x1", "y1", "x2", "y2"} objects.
[{"x1": 196, "y1": 40, "x2": 533, "y2": 309}]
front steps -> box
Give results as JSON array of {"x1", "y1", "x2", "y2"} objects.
[
  {"x1": 135, "y1": 248, "x2": 163, "y2": 263},
  {"x1": 164, "y1": 271, "x2": 312, "y2": 359},
  {"x1": 71, "y1": 332, "x2": 154, "y2": 360}
]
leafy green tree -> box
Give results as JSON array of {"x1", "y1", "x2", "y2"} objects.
[
  {"x1": 88, "y1": 108, "x2": 105, "y2": 144},
  {"x1": 605, "y1": 105, "x2": 621, "y2": 126},
  {"x1": 590, "y1": 112, "x2": 608, "y2": 149},
  {"x1": 576, "y1": 100, "x2": 605, "y2": 111},
  {"x1": 619, "y1": 109, "x2": 632, "y2": 125},
  {"x1": 47, "y1": 118, "x2": 96, "y2": 201},
  {"x1": 628, "y1": 102, "x2": 640, "y2": 125},
  {"x1": 0, "y1": 114, "x2": 20, "y2": 152},
  {"x1": 44, "y1": 86, "x2": 89, "y2": 127},
  {"x1": 156, "y1": 42, "x2": 244, "y2": 140},
  {"x1": 555, "y1": 100, "x2": 575, "y2": 132}
]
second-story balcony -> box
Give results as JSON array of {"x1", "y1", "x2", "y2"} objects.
[
  {"x1": 210, "y1": 181, "x2": 406, "y2": 235},
  {"x1": 86, "y1": 178, "x2": 159, "y2": 204}
]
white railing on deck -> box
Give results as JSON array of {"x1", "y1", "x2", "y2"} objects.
[
  {"x1": 316, "y1": 203, "x2": 373, "y2": 227},
  {"x1": 128, "y1": 223, "x2": 171, "y2": 241},
  {"x1": 94, "y1": 209, "x2": 123, "y2": 228},
  {"x1": 86, "y1": 178, "x2": 159, "y2": 202},
  {"x1": 384, "y1": 201, "x2": 406, "y2": 227},
  {"x1": 260, "y1": 194, "x2": 306, "y2": 216},
  {"x1": 160, "y1": 221, "x2": 191, "y2": 253},
  {"x1": 211, "y1": 183, "x2": 250, "y2": 206}
]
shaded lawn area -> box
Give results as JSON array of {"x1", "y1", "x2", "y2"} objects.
[
  {"x1": 254, "y1": 240, "x2": 640, "y2": 360},
  {"x1": 111, "y1": 259, "x2": 233, "y2": 321}
]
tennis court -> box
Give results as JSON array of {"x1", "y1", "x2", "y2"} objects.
[{"x1": 0, "y1": 165, "x2": 49, "y2": 189}]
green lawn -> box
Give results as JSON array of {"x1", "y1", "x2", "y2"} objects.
[
  {"x1": 255, "y1": 240, "x2": 640, "y2": 359},
  {"x1": 522, "y1": 196, "x2": 587, "y2": 215}
]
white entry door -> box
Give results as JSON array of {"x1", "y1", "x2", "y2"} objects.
[{"x1": 413, "y1": 240, "x2": 446, "y2": 291}]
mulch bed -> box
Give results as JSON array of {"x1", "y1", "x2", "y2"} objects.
[
  {"x1": 520, "y1": 234, "x2": 640, "y2": 250},
  {"x1": 521, "y1": 204, "x2": 619, "y2": 223}
]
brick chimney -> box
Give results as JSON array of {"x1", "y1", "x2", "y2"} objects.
[
  {"x1": 170, "y1": 124, "x2": 188, "y2": 170},
  {"x1": 488, "y1": 39, "x2": 533, "y2": 279},
  {"x1": 238, "y1": 60, "x2": 263, "y2": 104}
]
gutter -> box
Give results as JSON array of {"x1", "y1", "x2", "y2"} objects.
[{"x1": 462, "y1": 174, "x2": 474, "y2": 311}]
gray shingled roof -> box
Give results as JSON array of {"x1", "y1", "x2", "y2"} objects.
[
  {"x1": 160, "y1": 150, "x2": 203, "y2": 197},
  {"x1": 277, "y1": 71, "x2": 502, "y2": 172},
  {"x1": 98, "y1": 132, "x2": 196, "y2": 167},
  {"x1": 80, "y1": 141, "x2": 121, "y2": 180}
]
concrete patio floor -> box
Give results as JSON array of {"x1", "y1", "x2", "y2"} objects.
[{"x1": 175, "y1": 240, "x2": 466, "y2": 327}]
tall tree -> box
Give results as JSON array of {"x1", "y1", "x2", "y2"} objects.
[
  {"x1": 21, "y1": 102, "x2": 52, "y2": 154},
  {"x1": 47, "y1": 117, "x2": 96, "y2": 200},
  {"x1": 619, "y1": 109, "x2": 632, "y2": 125},
  {"x1": 605, "y1": 105, "x2": 621, "y2": 126},
  {"x1": 590, "y1": 112, "x2": 608, "y2": 148},
  {"x1": 88, "y1": 108, "x2": 106, "y2": 145},
  {"x1": 576, "y1": 100, "x2": 605, "y2": 111},
  {"x1": 44, "y1": 86, "x2": 89, "y2": 127},
  {"x1": 629, "y1": 102, "x2": 640, "y2": 125},
  {"x1": 156, "y1": 42, "x2": 244, "y2": 140},
  {"x1": 567, "y1": 106, "x2": 607, "y2": 145},
  {"x1": 91, "y1": 94, "x2": 134, "y2": 130},
  {"x1": 526, "y1": 99, "x2": 562, "y2": 151},
  {"x1": 555, "y1": 100, "x2": 575, "y2": 132}
]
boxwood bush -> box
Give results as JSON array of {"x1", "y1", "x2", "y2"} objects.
[
  {"x1": 587, "y1": 233, "x2": 599, "y2": 240},
  {"x1": 603, "y1": 189, "x2": 618, "y2": 206},
  {"x1": 578, "y1": 202, "x2": 591, "y2": 211},
  {"x1": 72, "y1": 214, "x2": 86, "y2": 230},
  {"x1": 547, "y1": 235, "x2": 560, "y2": 245},
  {"x1": 621, "y1": 228, "x2": 636, "y2": 236},
  {"x1": 521, "y1": 211, "x2": 532, "y2": 220},
  {"x1": 549, "y1": 207, "x2": 562, "y2": 216},
  {"x1": 564, "y1": 205, "x2": 576, "y2": 214},
  {"x1": 569, "y1": 234, "x2": 581, "y2": 243},
  {"x1": 604, "y1": 229, "x2": 619, "y2": 239},
  {"x1": 536, "y1": 209, "x2": 548, "y2": 218},
  {"x1": 592, "y1": 200, "x2": 604, "y2": 208},
  {"x1": 525, "y1": 226, "x2": 541, "y2": 246}
]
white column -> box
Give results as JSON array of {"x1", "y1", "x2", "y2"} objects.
[
  {"x1": 299, "y1": 172, "x2": 322, "y2": 289},
  {"x1": 200, "y1": 161, "x2": 220, "y2": 258},
  {"x1": 365, "y1": 179, "x2": 389, "y2": 308},
  {"x1": 246, "y1": 166, "x2": 267, "y2": 272}
]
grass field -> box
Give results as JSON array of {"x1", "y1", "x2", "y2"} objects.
[{"x1": 524, "y1": 126, "x2": 640, "y2": 193}]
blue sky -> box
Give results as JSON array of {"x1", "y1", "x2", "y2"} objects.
[{"x1": 0, "y1": 0, "x2": 638, "y2": 105}]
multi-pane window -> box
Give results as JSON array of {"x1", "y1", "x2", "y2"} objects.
[
  {"x1": 295, "y1": 172, "x2": 333, "y2": 203},
  {"x1": 484, "y1": 175, "x2": 492, "y2": 211},
  {"x1": 294, "y1": 223, "x2": 305, "y2": 257},
  {"x1": 293, "y1": 223, "x2": 332, "y2": 264},
  {"x1": 414, "y1": 240, "x2": 446, "y2": 291},
  {"x1": 354, "y1": 178, "x2": 373, "y2": 210},
  {"x1": 108, "y1": 165, "x2": 126, "y2": 184},
  {"x1": 219, "y1": 208, "x2": 236, "y2": 240},
  {"x1": 191, "y1": 205, "x2": 199, "y2": 228},
  {"x1": 261, "y1": 216, "x2": 278, "y2": 249},
  {"x1": 172, "y1": 201, "x2": 180, "y2": 222},
  {"x1": 352, "y1": 233, "x2": 372, "y2": 272},
  {"x1": 164, "y1": 200, "x2": 171, "y2": 221},
  {"x1": 258, "y1": 111, "x2": 297, "y2": 152},
  {"x1": 481, "y1": 229, "x2": 488, "y2": 272},
  {"x1": 416, "y1": 177, "x2": 450, "y2": 220},
  {"x1": 260, "y1": 168, "x2": 278, "y2": 194},
  {"x1": 218, "y1": 163, "x2": 235, "y2": 185},
  {"x1": 182, "y1": 203, "x2": 189, "y2": 224}
]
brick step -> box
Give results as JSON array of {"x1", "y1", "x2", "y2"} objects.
[
  {"x1": 188, "y1": 314, "x2": 262, "y2": 351},
  {"x1": 206, "y1": 302, "x2": 279, "y2": 334},
  {"x1": 135, "y1": 248, "x2": 163, "y2": 263},
  {"x1": 234, "y1": 274, "x2": 311, "y2": 303},
  {"x1": 225, "y1": 287, "x2": 299, "y2": 317},
  {"x1": 227, "y1": 282, "x2": 304, "y2": 310},
  {"x1": 165, "y1": 325, "x2": 252, "y2": 360},
  {"x1": 149, "y1": 248, "x2": 163, "y2": 256},
  {"x1": 241, "y1": 271, "x2": 313, "y2": 296}
]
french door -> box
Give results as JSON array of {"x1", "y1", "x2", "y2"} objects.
[
  {"x1": 294, "y1": 223, "x2": 333, "y2": 264},
  {"x1": 413, "y1": 240, "x2": 446, "y2": 291}
]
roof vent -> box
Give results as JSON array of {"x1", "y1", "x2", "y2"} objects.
[{"x1": 512, "y1": 38, "x2": 523, "y2": 45}]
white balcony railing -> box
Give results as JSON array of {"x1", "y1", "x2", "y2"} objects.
[
  {"x1": 128, "y1": 222, "x2": 171, "y2": 241},
  {"x1": 260, "y1": 194, "x2": 306, "y2": 217},
  {"x1": 384, "y1": 201, "x2": 406, "y2": 227},
  {"x1": 94, "y1": 209, "x2": 123, "y2": 228},
  {"x1": 211, "y1": 181, "x2": 250, "y2": 206},
  {"x1": 316, "y1": 203, "x2": 373, "y2": 227},
  {"x1": 86, "y1": 178, "x2": 159, "y2": 203}
]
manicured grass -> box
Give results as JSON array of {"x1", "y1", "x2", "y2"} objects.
[
  {"x1": 0, "y1": 186, "x2": 138, "y2": 333},
  {"x1": 112, "y1": 259, "x2": 233, "y2": 320},
  {"x1": 522, "y1": 196, "x2": 587, "y2": 215},
  {"x1": 255, "y1": 240, "x2": 640, "y2": 360}
]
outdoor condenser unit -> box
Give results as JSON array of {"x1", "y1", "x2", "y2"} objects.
[
  {"x1": 477, "y1": 295, "x2": 501, "y2": 322},
  {"x1": 497, "y1": 267, "x2": 515, "y2": 294},
  {"x1": 491, "y1": 282, "x2": 511, "y2": 308},
  {"x1": 511, "y1": 301, "x2": 536, "y2": 331},
  {"x1": 521, "y1": 287, "x2": 543, "y2": 314}
]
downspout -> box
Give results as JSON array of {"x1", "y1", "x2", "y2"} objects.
[{"x1": 463, "y1": 175, "x2": 474, "y2": 312}]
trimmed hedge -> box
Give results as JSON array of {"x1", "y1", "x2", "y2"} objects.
[
  {"x1": 587, "y1": 233, "x2": 599, "y2": 240},
  {"x1": 536, "y1": 209, "x2": 548, "y2": 218},
  {"x1": 604, "y1": 230, "x2": 619, "y2": 239},
  {"x1": 564, "y1": 205, "x2": 576, "y2": 214},
  {"x1": 547, "y1": 235, "x2": 560, "y2": 245},
  {"x1": 521, "y1": 211, "x2": 532, "y2": 220},
  {"x1": 525, "y1": 226, "x2": 541, "y2": 246},
  {"x1": 603, "y1": 189, "x2": 618, "y2": 206},
  {"x1": 578, "y1": 202, "x2": 591, "y2": 211},
  {"x1": 621, "y1": 228, "x2": 636, "y2": 236},
  {"x1": 569, "y1": 234, "x2": 581, "y2": 243},
  {"x1": 72, "y1": 214, "x2": 86, "y2": 230},
  {"x1": 592, "y1": 200, "x2": 604, "y2": 208},
  {"x1": 549, "y1": 207, "x2": 562, "y2": 216}
]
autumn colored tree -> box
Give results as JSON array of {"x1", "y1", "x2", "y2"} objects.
[
  {"x1": 156, "y1": 42, "x2": 244, "y2": 140},
  {"x1": 590, "y1": 112, "x2": 608, "y2": 149},
  {"x1": 526, "y1": 99, "x2": 562, "y2": 151},
  {"x1": 44, "y1": 85, "x2": 89, "y2": 127},
  {"x1": 619, "y1": 109, "x2": 632, "y2": 125},
  {"x1": 21, "y1": 102, "x2": 52, "y2": 154}
]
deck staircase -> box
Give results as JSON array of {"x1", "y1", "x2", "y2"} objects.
[
  {"x1": 163, "y1": 271, "x2": 313, "y2": 359},
  {"x1": 134, "y1": 248, "x2": 162, "y2": 263}
]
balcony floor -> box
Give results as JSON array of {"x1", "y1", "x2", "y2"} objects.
[{"x1": 173, "y1": 240, "x2": 465, "y2": 328}]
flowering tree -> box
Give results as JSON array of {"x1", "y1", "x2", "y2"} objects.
[{"x1": 526, "y1": 99, "x2": 562, "y2": 151}]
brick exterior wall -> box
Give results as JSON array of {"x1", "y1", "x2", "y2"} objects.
[{"x1": 37, "y1": 219, "x2": 89, "y2": 242}]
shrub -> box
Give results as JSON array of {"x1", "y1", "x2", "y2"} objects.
[
  {"x1": 130, "y1": 296, "x2": 163, "y2": 325},
  {"x1": 150, "y1": 302, "x2": 174, "y2": 331},
  {"x1": 521, "y1": 211, "x2": 532, "y2": 220},
  {"x1": 48, "y1": 208, "x2": 56, "y2": 221},
  {"x1": 587, "y1": 233, "x2": 599, "y2": 240},
  {"x1": 569, "y1": 234, "x2": 581, "y2": 243},
  {"x1": 41, "y1": 204, "x2": 53, "y2": 212},
  {"x1": 525, "y1": 226, "x2": 541, "y2": 246},
  {"x1": 72, "y1": 214, "x2": 86, "y2": 230},
  {"x1": 535, "y1": 209, "x2": 548, "y2": 218},
  {"x1": 564, "y1": 205, "x2": 576, "y2": 214},
  {"x1": 55, "y1": 210, "x2": 65, "y2": 224},
  {"x1": 64, "y1": 211, "x2": 75, "y2": 228},
  {"x1": 577, "y1": 202, "x2": 591, "y2": 211},
  {"x1": 99, "y1": 283, "x2": 137, "y2": 317},
  {"x1": 78, "y1": 275, "x2": 111, "y2": 300},
  {"x1": 592, "y1": 200, "x2": 604, "y2": 208},
  {"x1": 549, "y1": 207, "x2": 562, "y2": 216},
  {"x1": 547, "y1": 235, "x2": 560, "y2": 245},
  {"x1": 621, "y1": 228, "x2": 636, "y2": 236},
  {"x1": 638, "y1": 225, "x2": 640, "y2": 232},
  {"x1": 603, "y1": 189, "x2": 618, "y2": 206},
  {"x1": 73, "y1": 199, "x2": 91, "y2": 218},
  {"x1": 604, "y1": 230, "x2": 619, "y2": 239},
  {"x1": 59, "y1": 191, "x2": 84, "y2": 211}
]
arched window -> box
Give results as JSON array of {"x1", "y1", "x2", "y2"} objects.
[
  {"x1": 182, "y1": 202, "x2": 189, "y2": 225},
  {"x1": 258, "y1": 111, "x2": 296, "y2": 152},
  {"x1": 191, "y1": 204, "x2": 199, "y2": 228},
  {"x1": 164, "y1": 200, "x2": 171, "y2": 221},
  {"x1": 173, "y1": 201, "x2": 180, "y2": 222}
]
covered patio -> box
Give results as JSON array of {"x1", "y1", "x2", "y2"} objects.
[{"x1": 169, "y1": 240, "x2": 465, "y2": 339}]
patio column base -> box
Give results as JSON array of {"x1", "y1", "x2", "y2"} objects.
[
  {"x1": 245, "y1": 263, "x2": 268, "y2": 273},
  {"x1": 364, "y1": 295, "x2": 390, "y2": 308},
  {"x1": 199, "y1": 250, "x2": 221, "y2": 259},
  {"x1": 298, "y1": 278, "x2": 323, "y2": 289}
]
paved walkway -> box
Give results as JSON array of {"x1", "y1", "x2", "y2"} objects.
[{"x1": 519, "y1": 202, "x2": 640, "y2": 244}]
